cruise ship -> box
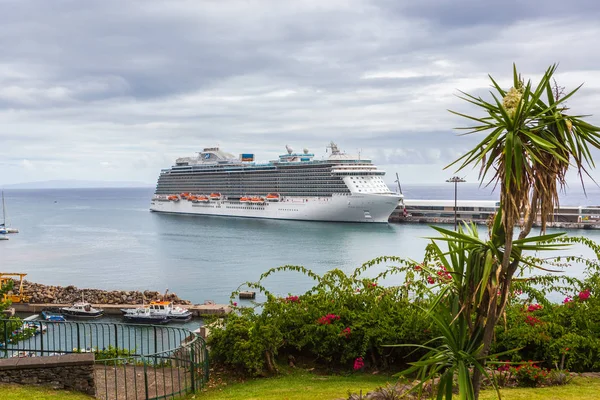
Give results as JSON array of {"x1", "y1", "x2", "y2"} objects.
[{"x1": 150, "y1": 142, "x2": 402, "y2": 223}]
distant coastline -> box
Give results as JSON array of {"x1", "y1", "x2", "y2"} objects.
[{"x1": 1, "y1": 180, "x2": 154, "y2": 190}]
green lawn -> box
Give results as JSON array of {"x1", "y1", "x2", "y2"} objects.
[
  {"x1": 0, "y1": 383, "x2": 92, "y2": 400},
  {"x1": 2, "y1": 373, "x2": 599, "y2": 399},
  {"x1": 198, "y1": 370, "x2": 392, "y2": 400},
  {"x1": 196, "y1": 371, "x2": 600, "y2": 400}
]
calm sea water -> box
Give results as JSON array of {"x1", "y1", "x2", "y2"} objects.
[{"x1": 1, "y1": 185, "x2": 599, "y2": 304}]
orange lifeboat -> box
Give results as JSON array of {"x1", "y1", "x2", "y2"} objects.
[
  {"x1": 240, "y1": 197, "x2": 251, "y2": 203},
  {"x1": 266, "y1": 193, "x2": 281, "y2": 202},
  {"x1": 180, "y1": 192, "x2": 190, "y2": 200},
  {"x1": 250, "y1": 196, "x2": 265, "y2": 204},
  {"x1": 167, "y1": 195, "x2": 180, "y2": 202},
  {"x1": 209, "y1": 193, "x2": 222, "y2": 200},
  {"x1": 188, "y1": 195, "x2": 198, "y2": 202},
  {"x1": 197, "y1": 195, "x2": 209, "y2": 202}
]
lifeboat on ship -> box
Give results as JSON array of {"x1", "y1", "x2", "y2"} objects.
[
  {"x1": 188, "y1": 195, "x2": 198, "y2": 202},
  {"x1": 266, "y1": 193, "x2": 281, "y2": 202},
  {"x1": 240, "y1": 197, "x2": 251, "y2": 203},
  {"x1": 250, "y1": 197, "x2": 265, "y2": 204},
  {"x1": 196, "y1": 195, "x2": 210, "y2": 202},
  {"x1": 167, "y1": 195, "x2": 180, "y2": 202},
  {"x1": 180, "y1": 192, "x2": 190, "y2": 200},
  {"x1": 209, "y1": 193, "x2": 222, "y2": 201}
]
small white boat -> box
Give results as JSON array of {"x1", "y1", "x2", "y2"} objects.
[
  {"x1": 122, "y1": 301, "x2": 192, "y2": 321},
  {"x1": 123, "y1": 308, "x2": 169, "y2": 324},
  {"x1": 60, "y1": 301, "x2": 103, "y2": 318},
  {"x1": 0, "y1": 235, "x2": 7, "y2": 241}
]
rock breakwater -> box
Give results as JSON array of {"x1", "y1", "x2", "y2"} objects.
[{"x1": 12, "y1": 280, "x2": 192, "y2": 305}]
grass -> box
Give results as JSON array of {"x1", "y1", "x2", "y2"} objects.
[
  {"x1": 198, "y1": 370, "x2": 392, "y2": 400},
  {"x1": 195, "y1": 370, "x2": 600, "y2": 400},
  {"x1": 0, "y1": 383, "x2": 92, "y2": 399},
  {"x1": 480, "y1": 377, "x2": 600, "y2": 399}
]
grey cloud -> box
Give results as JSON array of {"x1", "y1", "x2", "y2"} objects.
[{"x1": 1, "y1": 0, "x2": 600, "y2": 185}]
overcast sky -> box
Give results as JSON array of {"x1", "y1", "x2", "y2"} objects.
[{"x1": 1, "y1": 0, "x2": 600, "y2": 187}]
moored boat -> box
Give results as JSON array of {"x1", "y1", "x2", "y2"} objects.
[
  {"x1": 149, "y1": 142, "x2": 402, "y2": 223},
  {"x1": 122, "y1": 308, "x2": 169, "y2": 324},
  {"x1": 41, "y1": 311, "x2": 67, "y2": 322},
  {"x1": 121, "y1": 300, "x2": 192, "y2": 321},
  {"x1": 60, "y1": 302, "x2": 104, "y2": 318}
]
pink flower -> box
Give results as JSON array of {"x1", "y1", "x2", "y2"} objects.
[
  {"x1": 341, "y1": 327, "x2": 351, "y2": 338},
  {"x1": 527, "y1": 304, "x2": 543, "y2": 312},
  {"x1": 285, "y1": 295, "x2": 300, "y2": 303},
  {"x1": 233, "y1": 302, "x2": 237, "y2": 307},
  {"x1": 563, "y1": 296, "x2": 572, "y2": 304},
  {"x1": 370, "y1": 282, "x2": 377, "y2": 288},
  {"x1": 353, "y1": 357, "x2": 364, "y2": 370},
  {"x1": 427, "y1": 276, "x2": 435, "y2": 285},
  {"x1": 317, "y1": 314, "x2": 341, "y2": 325},
  {"x1": 579, "y1": 289, "x2": 591, "y2": 301}
]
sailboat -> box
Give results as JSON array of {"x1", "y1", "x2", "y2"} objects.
[{"x1": 1, "y1": 191, "x2": 18, "y2": 234}]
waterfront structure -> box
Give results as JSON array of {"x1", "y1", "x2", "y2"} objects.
[
  {"x1": 150, "y1": 143, "x2": 402, "y2": 223},
  {"x1": 390, "y1": 199, "x2": 600, "y2": 227}
]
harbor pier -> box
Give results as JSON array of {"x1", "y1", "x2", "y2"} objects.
[
  {"x1": 390, "y1": 199, "x2": 600, "y2": 229},
  {"x1": 12, "y1": 302, "x2": 231, "y2": 317}
]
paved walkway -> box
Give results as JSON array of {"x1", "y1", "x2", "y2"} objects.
[{"x1": 95, "y1": 365, "x2": 192, "y2": 400}]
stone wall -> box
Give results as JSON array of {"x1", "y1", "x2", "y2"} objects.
[
  {"x1": 12, "y1": 280, "x2": 191, "y2": 305},
  {"x1": 0, "y1": 353, "x2": 95, "y2": 396}
]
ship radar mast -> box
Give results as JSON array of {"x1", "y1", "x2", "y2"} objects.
[{"x1": 327, "y1": 141, "x2": 342, "y2": 155}]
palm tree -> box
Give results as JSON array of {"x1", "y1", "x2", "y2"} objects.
[
  {"x1": 451, "y1": 64, "x2": 600, "y2": 398},
  {"x1": 399, "y1": 64, "x2": 600, "y2": 399}
]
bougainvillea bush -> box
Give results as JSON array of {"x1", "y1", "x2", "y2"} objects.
[
  {"x1": 208, "y1": 236, "x2": 600, "y2": 378},
  {"x1": 208, "y1": 262, "x2": 436, "y2": 376}
]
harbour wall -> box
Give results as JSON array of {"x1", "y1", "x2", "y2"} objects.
[
  {"x1": 9, "y1": 281, "x2": 231, "y2": 317},
  {"x1": 14, "y1": 281, "x2": 192, "y2": 305},
  {"x1": 12, "y1": 302, "x2": 231, "y2": 317}
]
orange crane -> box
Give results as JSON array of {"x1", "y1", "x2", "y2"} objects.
[{"x1": 0, "y1": 273, "x2": 31, "y2": 303}]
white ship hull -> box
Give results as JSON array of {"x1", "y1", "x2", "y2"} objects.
[{"x1": 150, "y1": 194, "x2": 401, "y2": 223}]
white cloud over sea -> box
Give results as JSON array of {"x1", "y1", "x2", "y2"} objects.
[{"x1": 1, "y1": 0, "x2": 600, "y2": 186}]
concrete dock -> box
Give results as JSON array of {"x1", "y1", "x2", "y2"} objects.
[{"x1": 12, "y1": 302, "x2": 231, "y2": 318}]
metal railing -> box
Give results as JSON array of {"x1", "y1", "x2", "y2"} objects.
[{"x1": 1, "y1": 318, "x2": 209, "y2": 399}]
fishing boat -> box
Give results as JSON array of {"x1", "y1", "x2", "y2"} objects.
[
  {"x1": 60, "y1": 301, "x2": 103, "y2": 318},
  {"x1": 121, "y1": 301, "x2": 192, "y2": 321},
  {"x1": 122, "y1": 308, "x2": 169, "y2": 324}
]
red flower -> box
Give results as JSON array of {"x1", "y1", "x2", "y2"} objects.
[
  {"x1": 285, "y1": 295, "x2": 300, "y2": 303},
  {"x1": 427, "y1": 276, "x2": 435, "y2": 285},
  {"x1": 317, "y1": 314, "x2": 341, "y2": 325},
  {"x1": 527, "y1": 304, "x2": 543, "y2": 312},
  {"x1": 563, "y1": 296, "x2": 573, "y2": 304},
  {"x1": 414, "y1": 264, "x2": 422, "y2": 271},
  {"x1": 233, "y1": 302, "x2": 237, "y2": 307},
  {"x1": 525, "y1": 315, "x2": 542, "y2": 326},
  {"x1": 579, "y1": 289, "x2": 591, "y2": 301},
  {"x1": 341, "y1": 327, "x2": 351, "y2": 338}
]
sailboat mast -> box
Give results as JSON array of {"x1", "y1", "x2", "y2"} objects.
[{"x1": 1, "y1": 191, "x2": 5, "y2": 227}]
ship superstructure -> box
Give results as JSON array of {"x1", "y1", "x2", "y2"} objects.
[{"x1": 150, "y1": 142, "x2": 401, "y2": 223}]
